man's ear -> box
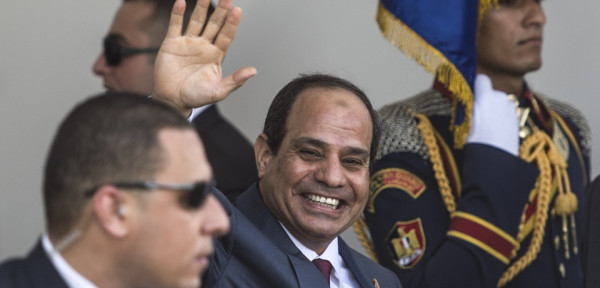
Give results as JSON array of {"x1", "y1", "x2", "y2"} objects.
[
  {"x1": 254, "y1": 133, "x2": 273, "y2": 178},
  {"x1": 91, "y1": 185, "x2": 130, "y2": 239}
]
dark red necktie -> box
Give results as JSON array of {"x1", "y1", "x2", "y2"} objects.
[{"x1": 312, "y1": 258, "x2": 333, "y2": 285}]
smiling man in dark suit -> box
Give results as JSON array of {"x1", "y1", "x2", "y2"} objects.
[
  {"x1": 149, "y1": 0, "x2": 402, "y2": 286},
  {"x1": 200, "y1": 74, "x2": 402, "y2": 287}
]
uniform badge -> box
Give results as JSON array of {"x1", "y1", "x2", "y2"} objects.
[
  {"x1": 552, "y1": 119, "x2": 570, "y2": 160},
  {"x1": 367, "y1": 168, "x2": 426, "y2": 213},
  {"x1": 386, "y1": 218, "x2": 426, "y2": 269}
]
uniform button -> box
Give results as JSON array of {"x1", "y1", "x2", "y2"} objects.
[
  {"x1": 559, "y1": 263, "x2": 566, "y2": 278},
  {"x1": 554, "y1": 236, "x2": 560, "y2": 250}
]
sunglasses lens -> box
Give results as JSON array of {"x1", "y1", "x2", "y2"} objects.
[
  {"x1": 184, "y1": 182, "x2": 212, "y2": 208},
  {"x1": 103, "y1": 36, "x2": 121, "y2": 66}
]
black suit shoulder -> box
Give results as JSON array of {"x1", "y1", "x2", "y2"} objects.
[
  {"x1": 584, "y1": 176, "x2": 600, "y2": 288},
  {"x1": 192, "y1": 105, "x2": 257, "y2": 201},
  {"x1": 0, "y1": 241, "x2": 68, "y2": 288},
  {"x1": 205, "y1": 187, "x2": 302, "y2": 287},
  {"x1": 0, "y1": 257, "x2": 26, "y2": 287}
]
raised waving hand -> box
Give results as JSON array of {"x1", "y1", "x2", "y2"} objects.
[{"x1": 153, "y1": 0, "x2": 256, "y2": 116}]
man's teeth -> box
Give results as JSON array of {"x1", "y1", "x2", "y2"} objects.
[{"x1": 305, "y1": 194, "x2": 340, "y2": 209}]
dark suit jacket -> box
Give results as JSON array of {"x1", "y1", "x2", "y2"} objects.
[
  {"x1": 192, "y1": 104, "x2": 257, "y2": 201},
  {"x1": 584, "y1": 176, "x2": 600, "y2": 288},
  {"x1": 0, "y1": 241, "x2": 68, "y2": 288},
  {"x1": 204, "y1": 185, "x2": 402, "y2": 287}
]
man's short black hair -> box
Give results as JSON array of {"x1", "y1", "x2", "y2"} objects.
[
  {"x1": 44, "y1": 92, "x2": 192, "y2": 238},
  {"x1": 124, "y1": 0, "x2": 215, "y2": 45},
  {"x1": 262, "y1": 73, "x2": 381, "y2": 166}
]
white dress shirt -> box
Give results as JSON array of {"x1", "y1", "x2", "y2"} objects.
[
  {"x1": 281, "y1": 224, "x2": 360, "y2": 288},
  {"x1": 189, "y1": 104, "x2": 211, "y2": 122},
  {"x1": 41, "y1": 234, "x2": 97, "y2": 288},
  {"x1": 146, "y1": 95, "x2": 210, "y2": 123}
]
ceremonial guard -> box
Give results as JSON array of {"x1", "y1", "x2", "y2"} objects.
[{"x1": 358, "y1": 0, "x2": 591, "y2": 287}]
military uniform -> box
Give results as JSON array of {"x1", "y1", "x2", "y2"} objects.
[{"x1": 363, "y1": 82, "x2": 591, "y2": 287}]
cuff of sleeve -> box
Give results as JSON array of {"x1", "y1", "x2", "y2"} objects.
[
  {"x1": 188, "y1": 105, "x2": 211, "y2": 123},
  {"x1": 187, "y1": 109, "x2": 196, "y2": 122},
  {"x1": 447, "y1": 211, "x2": 518, "y2": 264}
]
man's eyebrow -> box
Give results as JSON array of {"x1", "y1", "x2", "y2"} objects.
[
  {"x1": 343, "y1": 146, "x2": 370, "y2": 159},
  {"x1": 292, "y1": 137, "x2": 369, "y2": 158},
  {"x1": 291, "y1": 137, "x2": 327, "y2": 149}
]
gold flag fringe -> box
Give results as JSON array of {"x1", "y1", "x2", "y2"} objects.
[
  {"x1": 353, "y1": 217, "x2": 380, "y2": 262},
  {"x1": 377, "y1": 0, "x2": 498, "y2": 148},
  {"x1": 377, "y1": 4, "x2": 472, "y2": 148},
  {"x1": 479, "y1": 0, "x2": 499, "y2": 27}
]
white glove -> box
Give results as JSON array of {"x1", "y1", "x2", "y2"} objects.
[{"x1": 466, "y1": 74, "x2": 519, "y2": 156}]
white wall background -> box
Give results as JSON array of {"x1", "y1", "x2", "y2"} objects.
[{"x1": 1, "y1": 0, "x2": 599, "y2": 261}]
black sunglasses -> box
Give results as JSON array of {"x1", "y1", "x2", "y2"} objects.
[
  {"x1": 85, "y1": 180, "x2": 215, "y2": 209},
  {"x1": 103, "y1": 35, "x2": 160, "y2": 67}
]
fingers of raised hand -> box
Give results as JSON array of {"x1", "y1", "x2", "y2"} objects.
[
  {"x1": 166, "y1": 0, "x2": 186, "y2": 38},
  {"x1": 219, "y1": 67, "x2": 257, "y2": 97},
  {"x1": 214, "y1": 6, "x2": 241, "y2": 53},
  {"x1": 185, "y1": 0, "x2": 212, "y2": 36},
  {"x1": 201, "y1": 0, "x2": 233, "y2": 42}
]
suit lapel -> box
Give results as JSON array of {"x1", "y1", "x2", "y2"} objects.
[
  {"x1": 288, "y1": 254, "x2": 330, "y2": 288},
  {"x1": 236, "y1": 186, "x2": 329, "y2": 288},
  {"x1": 339, "y1": 239, "x2": 374, "y2": 288}
]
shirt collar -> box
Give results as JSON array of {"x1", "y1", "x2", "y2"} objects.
[
  {"x1": 42, "y1": 233, "x2": 98, "y2": 288},
  {"x1": 280, "y1": 223, "x2": 344, "y2": 271},
  {"x1": 280, "y1": 224, "x2": 360, "y2": 288}
]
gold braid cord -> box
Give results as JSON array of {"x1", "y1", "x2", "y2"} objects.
[
  {"x1": 497, "y1": 127, "x2": 577, "y2": 287},
  {"x1": 353, "y1": 113, "x2": 457, "y2": 263},
  {"x1": 352, "y1": 217, "x2": 379, "y2": 262},
  {"x1": 415, "y1": 114, "x2": 456, "y2": 214}
]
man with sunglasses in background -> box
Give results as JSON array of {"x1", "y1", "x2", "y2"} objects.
[
  {"x1": 93, "y1": 0, "x2": 257, "y2": 201},
  {"x1": 0, "y1": 92, "x2": 229, "y2": 288}
]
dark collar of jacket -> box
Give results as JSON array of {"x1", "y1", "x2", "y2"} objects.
[
  {"x1": 0, "y1": 239, "x2": 68, "y2": 288},
  {"x1": 191, "y1": 104, "x2": 220, "y2": 132}
]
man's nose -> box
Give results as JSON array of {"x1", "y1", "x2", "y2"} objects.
[
  {"x1": 314, "y1": 156, "x2": 346, "y2": 188},
  {"x1": 92, "y1": 51, "x2": 109, "y2": 76},
  {"x1": 523, "y1": 0, "x2": 546, "y2": 27},
  {"x1": 201, "y1": 194, "x2": 230, "y2": 237}
]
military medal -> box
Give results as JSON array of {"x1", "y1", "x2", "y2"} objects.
[
  {"x1": 552, "y1": 119, "x2": 570, "y2": 161},
  {"x1": 507, "y1": 94, "x2": 532, "y2": 139}
]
